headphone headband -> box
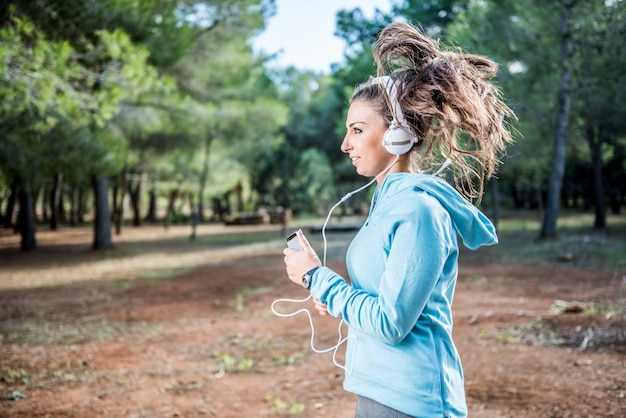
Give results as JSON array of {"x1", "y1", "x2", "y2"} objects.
[
  {"x1": 373, "y1": 76, "x2": 418, "y2": 155},
  {"x1": 376, "y1": 76, "x2": 410, "y2": 129}
]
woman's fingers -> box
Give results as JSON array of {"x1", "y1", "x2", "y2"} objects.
[
  {"x1": 296, "y1": 229, "x2": 311, "y2": 251},
  {"x1": 313, "y1": 296, "x2": 329, "y2": 316},
  {"x1": 283, "y1": 230, "x2": 322, "y2": 287},
  {"x1": 297, "y1": 230, "x2": 322, "y2": 266}
]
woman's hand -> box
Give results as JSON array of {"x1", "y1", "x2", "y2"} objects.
[
  {"x1": 283, "y1": 229, "x2": 321, "y2": 286},
  {"x1": 312, "y1": 296, "x2": 329, "y2": 316}
]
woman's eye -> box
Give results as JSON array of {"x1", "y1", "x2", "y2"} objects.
[{"x1": 354, "y1": 127, "x2": 362, "y2": 134}]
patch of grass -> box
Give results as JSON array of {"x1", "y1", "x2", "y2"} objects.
[
  {"x1": 264, "y1": 394, "x2": 306, "y2": 416},
  {"x1": 503, "y1": 321, "x2": 566, "y2": 347},
  {"x1": 162, "y1": 379, "x2": 201, "y2": 395},
  {"x1": 485, "y1": 315, "x2": 626, "y2": 352},
  {"x1": 209, "y1": 333, "x2": 304, "y2": 375},
  {"x1": 1, "y1": 367, "x2": 30, "y2": 384},
  {"x1": 469, "y1": 213, "x2": 626, "y2": 271},
  {"x1": 0, "y1": 317, "x2": 162, "y2": 348},
  {"x1": 213, "y1": 352, "x2": 255, "y2": 373},
  {"x1": 236, "y1": 293, "x2": 244, "y2": 314},
  {"x1": 0, "y1": 356, "x2": 100, "y2": 396},
  {"x1": 3, "y1": 389, "x2": 27, "y2": 401}
]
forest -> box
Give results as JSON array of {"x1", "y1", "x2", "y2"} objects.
[{"x1": 0, "y1": 0, "x2": 625, "y2": 249}]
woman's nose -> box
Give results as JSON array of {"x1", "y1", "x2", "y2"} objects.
[{"x1": 341, "y1": 136, "x2": 351, "y2": 153}]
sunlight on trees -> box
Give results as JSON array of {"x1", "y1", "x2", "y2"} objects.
[{"x1": 0, "y1": 0, "x2": 624, "y2": 251}]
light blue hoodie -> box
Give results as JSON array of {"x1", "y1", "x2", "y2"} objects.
[{"x1": 309, "y1": 172, "x2": 497, "y2": 418}]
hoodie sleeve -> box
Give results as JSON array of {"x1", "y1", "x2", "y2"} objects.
[{"x1": 309, "y1": 193, "x2": 456, "y2": 345}]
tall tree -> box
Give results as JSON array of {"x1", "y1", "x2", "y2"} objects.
[
  {"x1": 571, "y1": 0, "x2": 626, "y2": 228},
  {"x1": 169, "y1": 0, "x2": 285, "y2": 220},
  {"x1": 541, "y1": 0, "x2": 575, "y2": 238}
]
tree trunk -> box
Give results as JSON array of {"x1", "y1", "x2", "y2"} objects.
[
  {"x1": 41, "y1": 184, "x2": 49, "y2": 224},
  {"x1": 490, "y1": 178, "x2": 500, "y2": 231},
  {"x1": 32, "y1": 186, "x2": 40, "y2": 224},
  {"x1": 129, "y1": 172, "x2": 143, "y2": 227},
  {"x1": 113, "y1": 167, "x2": 127, "y2": 235},
  {"x1": 164, "y1": 187, "x2": 180, "y2": 229},
  {"x1": 69, "y1": 186, "x2": 79, "y2": 226},
  {"x1": 235, "y1": 181, "x2": 244, "y2": 212},
  {"x1": 587, "y1": 126, "x2": 606, "y2": 229},
  {"x1": 541, "y1": 0, "x2": 573, "y2": 239},
  {"x1": 146, "y1": 181, "x2": 157, "y2": 223},
  {"x1": 18, "y1": 182, "x2": 36, "y2": 251},
  {"x1": 49, "y1": 172, "x2": 63, "y2": 230},
  {"x1": 92, "y1": 175, "x2": 112, "y2": 250},
  {"x1": 58, "y1": 184, "x2": 66, "y2": 224},
  {"x1": 189, "y1": 194, "x2": 198, "y2": 241},
  {"x1": 78, "y1": 187, "x2": 86, "y2": 224},
  {"x1": 4, "y1": 181, "x2": 18, "y2": 229},
  {"x1": 198, "y1": 135, "x2": 214, "y2": 222},
  {"x1": 112, "y1": 183, "x2": 120, "y2": 229}
]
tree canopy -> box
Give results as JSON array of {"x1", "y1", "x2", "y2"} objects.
[{"x1": 1, "y1": 0, "x2": 624, "y2": 251}]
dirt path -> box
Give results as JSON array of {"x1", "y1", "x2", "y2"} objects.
[{"x1": 0, "y1": 225, "x2": 624, "y2": 417}]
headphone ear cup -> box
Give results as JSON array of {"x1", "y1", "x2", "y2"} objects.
[{"x1": 382, "y1": 125, "x2": 417, "y2": 155}]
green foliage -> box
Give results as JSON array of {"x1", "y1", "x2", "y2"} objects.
[
  {"x1": 253, "y1": 69, "x2": 354, "y2": 212},
  {"x1": 440, "y1": 0, "x2": 626, "y2": 217},
  {"x1": 0, "y1": 9, "x2": 167, "y2": 188},
  {"x1": 1, "y1": 0, "x2": 623, "y2": 236},
  {"x1": 0, "y1": 14, "x2": 91, "y2": 130},
  {"x1": 571, "y1": 1, "x2": 626, "y2": 143},
  {"x1": 101, "y1": 0, "x2": 197, "y2": 68},
  {"x1": 299, "y1": 148, "x2": 337, "y2": 215},
  {"x1": 4, "y1": 390, "x2": 27, "y2": 401},
  {"x1": 264, "y1": 394, "x2": 306, "y2": 416},
  {"x1": 129, "y1": 0, "x2": 286, "y2": 213},
  {"x1": 394, "y1": 0, "x2": 471, "y2": 33},
  {"x1": 1, "y1": 367, "x2": 30, "y2": 385},
  {"x1": 0, "y1": 0, "x2": 282, "y2": 241}
]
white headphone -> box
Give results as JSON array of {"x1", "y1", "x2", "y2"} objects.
[{"x1": 375, "y1": 76, "x2": 419, "y2": 155}]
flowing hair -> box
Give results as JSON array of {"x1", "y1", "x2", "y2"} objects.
[{"x1": 351, "y1": 22, "x2": 516, "y2": 202}]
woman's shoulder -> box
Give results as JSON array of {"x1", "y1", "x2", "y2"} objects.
[
  {"x1": 380, "y1": 173, "x2": 449, "y2": 215},
  {"x1": 381, "y1": 173, "x2": 498, "y2": 249},
  {"x1": 384, "y1": 173, "x2": 454, "y2": 201}
]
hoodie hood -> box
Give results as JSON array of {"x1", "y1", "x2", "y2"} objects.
[{"x1": 381, "y1": 173, "x2": 498, "y2": 250}]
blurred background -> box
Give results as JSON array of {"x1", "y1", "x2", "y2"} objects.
[{"x1": 0, "y1": 0, "x2": 625, "y2": 250}]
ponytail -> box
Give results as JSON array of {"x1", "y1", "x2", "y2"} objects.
[{"x1": 372, "y1": 22, "x2": 516, "y2": 202}]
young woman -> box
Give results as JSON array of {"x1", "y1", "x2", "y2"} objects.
[{"x1": 283, "y1": 21, "x2": 515, "y2": 418}]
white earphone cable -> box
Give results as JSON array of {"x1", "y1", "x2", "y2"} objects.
[
  {"x1": 434, "y1": 157, "x2": 452, "y2": 176},
  {"x1": 271, "y1": 295, "x2": 355, "y2": 374},
  {"x1": 271, "y1": 155, "x2": 400, "y2": 375},
  {"x1": 321, "y1": 155, "x2": 399, "y2": 265}
]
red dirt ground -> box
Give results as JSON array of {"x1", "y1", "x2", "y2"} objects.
[{"x1": 0, "y1": 224, "x2": 624, "y2": 417}]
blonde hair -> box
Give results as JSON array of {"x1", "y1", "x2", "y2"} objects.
[{"x1": 351, "y1": 22, "x2": 516, "y2": 202}]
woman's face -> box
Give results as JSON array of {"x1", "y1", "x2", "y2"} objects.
[{"x1": 341, "y1": 100, "x2": 398, "y2": 180}]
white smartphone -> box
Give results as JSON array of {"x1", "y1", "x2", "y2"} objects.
[{"x1": 286, "y1": 231, "x2": 301, "y2": 251}]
